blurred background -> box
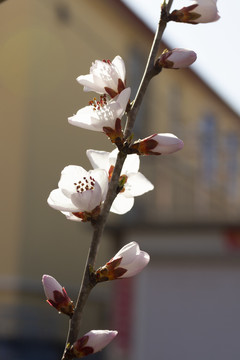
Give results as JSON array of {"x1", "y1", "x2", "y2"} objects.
[{"x1": 0, "y1": 0, "x2": 240, "y2": 359}]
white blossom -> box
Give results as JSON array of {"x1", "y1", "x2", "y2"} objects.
[
  {"x1": 68, "y1": 88, "x2": 130, "y2": 132},
  {"x1": 87, "y1": 148, "x2": 154, "y2": 215},
  {"x1": 47, "y1": 165, "x2": 108, "y2": 221},
  {"x1": 77, "y1": 55, "x2": 126, "y2": 96}
]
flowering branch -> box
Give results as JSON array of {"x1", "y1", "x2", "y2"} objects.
[{"x1": 61, "y1": 2, "x2": 175, "y2": 359}]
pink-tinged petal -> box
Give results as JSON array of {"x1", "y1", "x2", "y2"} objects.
[
  {"x1": 193, "y1": 0, "x2": 220, "y2": 23},
  {"x1": 169, "y1": 0, "x2": 220, "y2": 24},
  {"x1": 120, "y1": 250, "x2": 150, "y2": 278},
  {"x1": 47, "y1": 189, "x2": 79, "y2": 212},
  {"x1": 73, "y1": 330, "x2": 118, "y2": 357},
  {"x1": 96, "y1": 242, "x2": 150, "y2": 281},
  {"x1": 110, "y1": 195, "x2": 134, "y2": 214},
  {"x1": 125, "y1": 172, "x2": 154, "y2": 197},
  {"x1": 158, "y1": 49, "x2": 197, "y2": 69},
  {"x1": 113, "y1": 242, "x2": 139, "y2": 266},
  {"x1": 86, "y1": 330, "x2": 118, "y2": 353},
  {"x1": 87, "y1": 150, "x2": 110, "y2": 172},
  {"x1": 42, "y1": 275, "x2": 74, "y2": 316},
  {"x1": 151, "y1": 133, "x2": 184, "y2": 154},
  {"x1": 42, "y1": 275, "x2": 63, "y2": 300}
]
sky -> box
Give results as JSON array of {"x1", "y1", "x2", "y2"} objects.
[{"x1": 121, "y1": 0, "x2": 240, "y2": 115}]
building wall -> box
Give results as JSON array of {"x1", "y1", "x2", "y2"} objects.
[{"x1": 0, "y1": 0, "x2": 239, "y2": 359}]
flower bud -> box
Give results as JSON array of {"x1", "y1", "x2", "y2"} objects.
[
  {"x1": 96, "y1": 241, "x2": 150, "y2": 281},
  {"x1": 130, "y1": 133, "x2": 184, "y2": 155},
  {"x1": 42, "y1": 275, "x2": 74, "y2": 316},
  {"x1": 157, "y1": 48, "x2": 197, "y2": 69},
  {"x1": 72, "y1": 330, "x2": 118, "y2": 358},
  {"x1": 169, "y1": 1, "x2": 220, "y2": 24}
]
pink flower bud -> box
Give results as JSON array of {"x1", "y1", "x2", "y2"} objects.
[
  {"x1": 130, "y1": 133, "x2": 184, "y2": 155},
  {"x1": 72, "y1": 330, "x2": 118, "y2": 358},
  {"x1": 96, "y1": 242, "x2": 150, "y2": 281},
  {"x1": 157, "y1": 48, "x2": 197, "y2": 69},
  {"x1": 42, "y1": 275, "x2": 74, "y2": 316},
  {"x1": 169, "y1": 0, "x2": 220, "y2": 24}
]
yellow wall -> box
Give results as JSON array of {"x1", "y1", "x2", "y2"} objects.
[{"x1": 0, "y1": 0, "x2": 239, "y2": 349}]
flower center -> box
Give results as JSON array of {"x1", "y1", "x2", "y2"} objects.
[
  {"x1": 89, "y1": 95, "x2": 107, "y2": 111},
  {"x1": 74, "y1": 176, "x2": 95, "y2": 193}
]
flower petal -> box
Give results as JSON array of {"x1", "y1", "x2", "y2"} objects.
[
  {"x1": 110, "y1": 195, "x2": 134, "y2": 214},
  {"x1": 87, "y1": 149, "x2": 110, "y2": 172},
  {"x1": 42, "y1": 275, "x2": 63, "y2": 300},
  {"x1": 121, "y1": 250, "x2": 150, "y2": 278},
  {"x1": 112, "y1": 55, "x2": 126, "y2": 85},
  {"x1": 68, "y1": 106, "x2": 103, "y2": 132},
  {"x1": 58, "y1": 165, "x2": 88, "y2": 198},
  {"x1": 47, "y1": 189, "x2": 79, "y2": 212},
  {"x1": 89, "y1": 168, "x2": 109, "y2": 201},
  {"x1": 113, "y1": 242, "x2": 139, "y2": 266},
  {"x1": 125, "y1": 172, "x2": 154, "y2": 197},
  {"x1": 71, "y1": 181, "x2": 102, "y2": 212}
]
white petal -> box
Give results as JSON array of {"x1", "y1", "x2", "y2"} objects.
[
  {"x1": 76, "y1": 73, "x2": 105, "y2": 94},
  {"x1": 58, "y1": 165, "x2": 88, "y2": 197},
  {"x1": 71, "y1": 181, "x2": 102, "y2": 212},
  {"x1": 87, "y1": 150, "x2": 110, "y2": 172},
  {"x1": 47, "y1": 189, "x2": 79, "y2": 212},
  {"x1": 110, "y1": 195, "x2": 134, "y2": 214},
  {"x1": 115, "y1": 87, "x2": 131, "y2": 112},
  {"x1": 89, "y1": 168, "x2": 109, "y2": 201},
  {"x1": 121, "y1": 153, "x2": 140, "y2": 174},
  {"x1": 112, "y1": 55, "x2": 126, "y2": 84},
  {"x1": 125, "y1": 172, "x2": 154, "y2": 197},
  {"x1": 68, "y1": 106, "x2": 103, "y2": 132},
  {"x1": 61, "y1": 212, "x2": 83, "y2": 222}
]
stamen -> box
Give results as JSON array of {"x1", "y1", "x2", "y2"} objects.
[
  {"x1": 102, "y1": 59, "x2": 112, "y2": 64},
  {"x1": 74, "y1": 176, "x2": 96, "y2": 193},
  {"x1": 89, "y1": 94, "x2": 108, "y2": 111}
]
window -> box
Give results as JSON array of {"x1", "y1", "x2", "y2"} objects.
[{"x1": 199, "y1": 113, "x2": 218, "y2": 186}]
